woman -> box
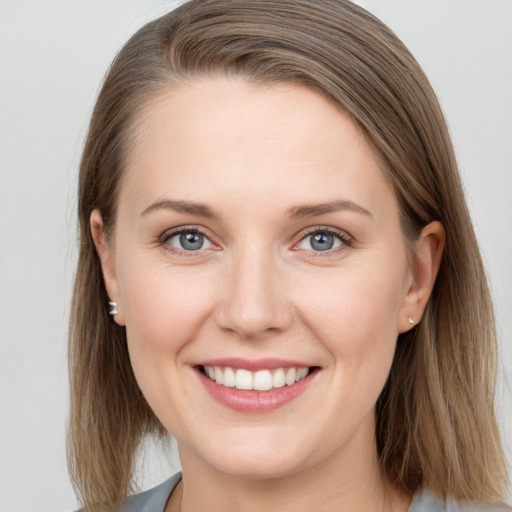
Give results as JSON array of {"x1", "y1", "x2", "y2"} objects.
[{"x1": 68, "y1": 1, "x2": 510, "y2": 511}]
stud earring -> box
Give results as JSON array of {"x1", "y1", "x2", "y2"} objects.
[
  {"x1": 408, "y1": 317, "x2": 415, "y2": 325},
  {"x1": 108, "y1": 301, "x2": 118, "y2": 316}
]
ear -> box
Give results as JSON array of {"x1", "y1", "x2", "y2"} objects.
[
  {"x1": 90, "y1": 209, "x2": 126, "y2": 326},
  {"x1": 398, "y1": 221, "x2": 445, "y2": 333}
]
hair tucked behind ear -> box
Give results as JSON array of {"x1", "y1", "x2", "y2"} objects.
[{"x1": 68, "y1": 1, "x2": 509, "y2": 509}]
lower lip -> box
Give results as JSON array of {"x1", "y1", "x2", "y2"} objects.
[{"x1": 196, "y1": 368, "x2": 318, "y2": 413}]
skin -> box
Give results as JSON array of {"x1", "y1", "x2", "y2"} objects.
[{"x1": 92, "y1": 77, "x2": 444, "y2": 512}]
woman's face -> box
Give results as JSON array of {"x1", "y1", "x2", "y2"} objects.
[{"x1": 95, "y1": 78, "x2": 429, "y2": 479}]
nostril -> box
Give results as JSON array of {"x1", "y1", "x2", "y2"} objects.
[{"x1": 214, "y1": 299, "x2": 294, "y2": 339}]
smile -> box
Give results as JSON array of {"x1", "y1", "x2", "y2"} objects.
[
  {"x1": 196, "y1": 360, "x2": 319, "y2": 413},
  {"x1": 202, "y1": 365, "x2": 310, "y2": 391}
]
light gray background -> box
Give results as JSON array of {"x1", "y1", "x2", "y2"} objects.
[{"x1": 0, "y1": 1, "x2": 510, "y2": 511}]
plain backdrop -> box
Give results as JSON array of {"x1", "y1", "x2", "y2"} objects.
[{"x1": 0, "y1": 1, "x2": 510, "y2": 511}]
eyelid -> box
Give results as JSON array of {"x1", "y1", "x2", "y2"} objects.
[
  {"x1": 158, "y1": 225, "x2": 220, "y2": 255},
  {"x1": 292, "y1": 225, "x2": 353, "y2": 255},
  {"x1": 156, "y1": 224, "x2": 352, "y2": 257}
]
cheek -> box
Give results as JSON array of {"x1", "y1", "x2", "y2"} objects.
[
  {"x1": 294, "y1": 260, "x2": 406, "y2": 367},
  {"x1": 118, "y1": 255, "x2": 216, "y2": 365},
  {"x1": 117, "y1": 257, "x2": 219, "y2": 423}
]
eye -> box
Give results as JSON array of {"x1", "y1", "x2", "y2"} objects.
[
  {"x1": 296, "y1": 229, "x2": 346, "y2": 252},
  {"x1": 166, "y1": 229, "x2": 213, "y2": 251}
]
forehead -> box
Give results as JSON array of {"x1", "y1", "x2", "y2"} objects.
[{"x1": 119, "y1": 77, "x2": 396, "y2": 220}]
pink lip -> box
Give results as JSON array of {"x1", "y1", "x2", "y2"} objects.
[
  {"x1": 195, "y1": 366, "x2": 319, "y2": 413},
  {"x1": 196, "y1": 357, "x2": 309, "y2": 371}
]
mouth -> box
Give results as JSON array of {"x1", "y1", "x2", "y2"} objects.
[
  {"x1": 200, "y1": 365, "x2": 313, "y2": 391},
  {"x1": 195, "y1": 361, "x2": 320, "y2": 412}
]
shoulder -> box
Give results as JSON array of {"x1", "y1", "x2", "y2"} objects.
[
  {"x1": 121, "y1": 473, "x2": 182, "y2": 512},
  {"x1": 409, "y1": 490, "x2": 512, "y2": 512}
]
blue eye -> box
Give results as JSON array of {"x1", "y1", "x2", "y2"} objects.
[
  {"x1": 167, "y1": 230, "x2": 212, "y2": 251},
  {"x1": 298, "y1": 230, "x2": 343, "y2": 252}
]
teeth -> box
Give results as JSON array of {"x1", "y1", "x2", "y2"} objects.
[
  {"x1": 203, "y1": 365, "x2": 311, "y2": 390},
  {"x1": 296, "y1": 367, "x2": 309, "y2": 381},
  {"x1": 253, "y1": 370, "x2": 273, "y2": 391},
  {"x1": 235, "y1": 369, "x2": 253, "y2": 390},
  {"x1": 223, "y1": 367, "x2": 236, "y2": 387},
  {"x1": 285, "y1": 368, "x2": 296, "y2": 385},
  {"x1": 272, "y1": 368, "x2": 286, "y2": 388}
]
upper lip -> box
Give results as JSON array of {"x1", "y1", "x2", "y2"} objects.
[{"x1": 195, "y1": 358, "x2": 312, "y2": 371}]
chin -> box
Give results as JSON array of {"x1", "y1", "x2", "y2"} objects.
[
  {"x1": 193, "y1": 430, "x2": 316, "y2": 480},
  {"x1": 212, "y1": 454, "x2": 308, "y2": 481}
]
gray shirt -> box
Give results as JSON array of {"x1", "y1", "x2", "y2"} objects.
[{"x1": 122, "y1": 473, "x2": 511, "y2": 512}]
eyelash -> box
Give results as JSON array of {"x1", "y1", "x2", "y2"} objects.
[
  {"x1": 158, "y1": 226, "x2": 216, "y2": 258},
  {"x1": 293, "y1": 226, "x2": 352, "y2": 257},
  {"x1": 158, "y1": 225, "x2": 352, "y2": 257}
]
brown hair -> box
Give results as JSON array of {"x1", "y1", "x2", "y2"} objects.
[{"x1": 68, "y1": 0, "x2": 509, "y2": 509}]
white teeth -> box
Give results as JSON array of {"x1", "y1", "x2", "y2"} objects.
[
  {"x1": 223, "y1": 367, "x2": 236, "y2": 387},
  {"x1": 285, "y1": 368, "x2": 296, "y2": 386},
  {"x1": 203, "y1": 365, "x2": 311, "y2": 390},
  {"x1": 235, "y1": 369, "x2": 253, "y2": 390},
  {"x1": 272, "y1": 368, "x2": 286, "y2": 388},
  {"x1": 253, "y1": 370, "x2": 273, "y2": 391},
  {"x1": 296, "y1": 367, "x2": 309, "y2": 382}
]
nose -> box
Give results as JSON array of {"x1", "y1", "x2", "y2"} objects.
[{"x1": 214, "y1": 247, "x2": 294, "y2": 340}]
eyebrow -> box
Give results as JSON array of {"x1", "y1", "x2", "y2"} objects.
[
  {"x1": 286, "y1": 199, "x2": 373, "y2": 219},
  {"x1": 141, "y1": 199, "x2": 217, "y2": 218},
  {"x1": 140, "y1": 198, "x2": 372, "y2": 220}
]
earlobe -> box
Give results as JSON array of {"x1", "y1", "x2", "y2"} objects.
[
  {"x1": 90, "y1": 209, "x2": 126, "y2": 326},
  {"x1": 398, "y1": 221, "x2": 445, "y2": 333}
]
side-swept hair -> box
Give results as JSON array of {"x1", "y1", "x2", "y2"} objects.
[{"x1": 68, "y1": 1, "x2": 509, "y2": 509}]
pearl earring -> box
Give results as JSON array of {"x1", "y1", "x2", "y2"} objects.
[
  {"x1": 108, "y1": 301, "x2": 118, "y2": 316},
  {"x1": 408, "y1": 317, "x2": 415, "y2": 325}
]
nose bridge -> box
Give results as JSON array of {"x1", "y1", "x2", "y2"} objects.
[{"x1": 216, "y1": 239, "x2": 292, "y2": 338}]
